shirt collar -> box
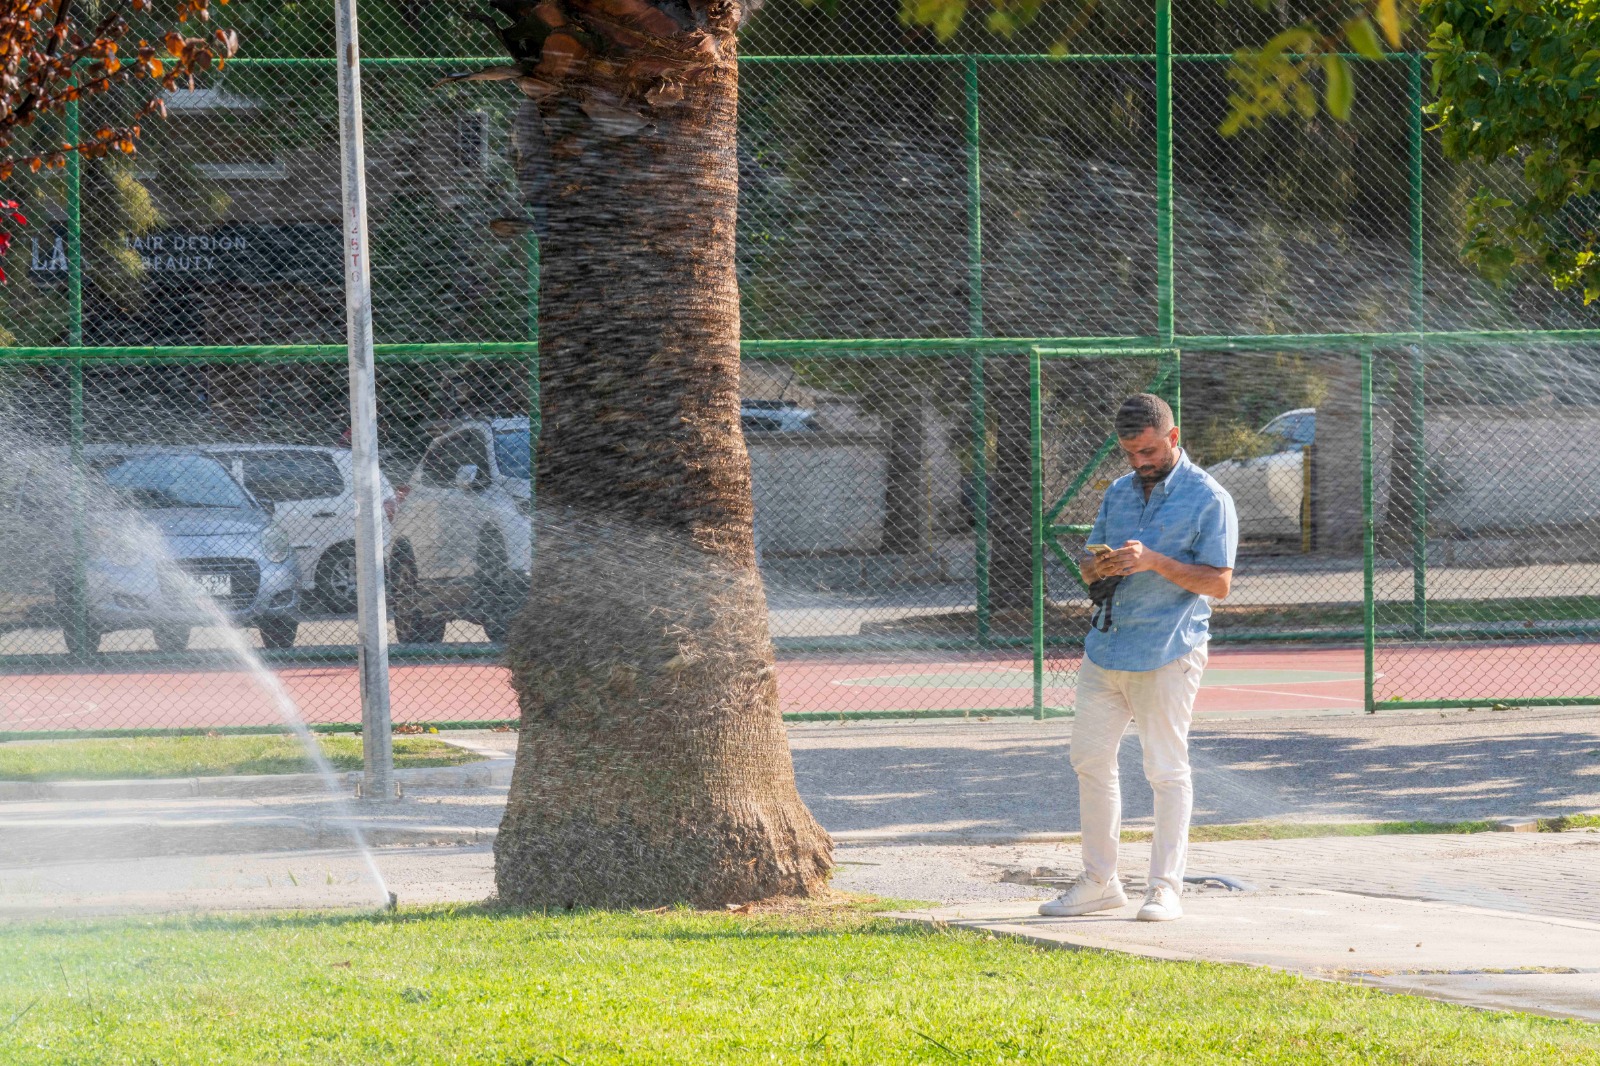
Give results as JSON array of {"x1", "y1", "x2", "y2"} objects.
[{"x1": 1142, "y1": 448, "x2": 1191, "y2": 498}]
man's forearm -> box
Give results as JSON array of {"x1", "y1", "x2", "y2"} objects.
[{"x1": 1151, "y1": 555, "x2": 1232, "y2": 598}]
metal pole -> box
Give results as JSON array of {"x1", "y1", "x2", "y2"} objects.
[
  {"x1": 335, "y1": 0, "x2": 395, "y2": 799},
  {"x1": 1407, "y1": 53, "x2": 1428, "y2": 639},
  {"x1": 1361, "y1": 344, "x2": 1376, "y2": 714},
  {"x1": 66, "y1": 99, "x2": 88, "y2": 658},
  {"x1": 1154, "y1": 0, "x2": 1174, "y2": 348},
  {"x1": 1030, "y1": 349, "x2": 1045, "y2": 720},
  {"x1": 964, "y1": 56, "x2": 991, "y2": 641}
]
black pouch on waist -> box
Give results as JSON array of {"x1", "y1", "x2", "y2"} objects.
[{"x1": 1088, "y1": 575, "x2": 1122, "y2": 632}]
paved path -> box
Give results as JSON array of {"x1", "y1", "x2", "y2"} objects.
[
  {"x1": 779, "y1": 706, "x2": 1600, "y2": 836},
  {"x1": 857, "y1": 832, "x2": 1600, "y2": 1023}
]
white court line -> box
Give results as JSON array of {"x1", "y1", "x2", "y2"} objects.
[{"x1": 1210, "y1": 684, "x2": 1367, "y2": 704}]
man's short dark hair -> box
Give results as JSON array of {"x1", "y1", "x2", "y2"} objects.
[{"x1": 1115, "y1": 393, "x2": 1175, "y2": 439}]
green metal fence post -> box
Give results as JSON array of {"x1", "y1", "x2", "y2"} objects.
[
  {"x1": 1030, "y1": 348, "x2": 1045, "y2": 720},
  {"x1": 1407, "y1": 53, "x2": 1428, "y2": 638},
  {"x1": 526, "y1": 231, "x2": 540, "y2": 570},
  {"x1": 1408, "y1": 345, "x2": 1426, "y2": 638},
  {"x1": 66, "y1": 99, "x2": 83, "y2": 344},
  {"x1": 964, "y1": 56, "x2": 983, "y2": 337},
  {"x1": 965, "y1": 55, "x2": 991, "y2": 641},
  {"x1": 1362, "y1": 344, "x2": 1376, "y2": 714},
  {"x1": 970, "y1": 353, "x2": 991, "y2": 640},
  {"x1": 68, "y1": 358, "x2": 89, "y2": 658},
  {"x1": 1155, "y1": 0, "x2": 1174, "y2": 348},
  {"x1": 1166, "y1": 348, "x2": 1181, "y2": 430}
]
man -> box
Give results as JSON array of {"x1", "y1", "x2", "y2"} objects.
[{"x1": 1039, "y1": 393, "x2": 1237, "y2": 923}]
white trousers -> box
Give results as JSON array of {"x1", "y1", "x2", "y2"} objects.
[{"x1": 1070, "y1": 644, "x2": 1207, "y2": 896}]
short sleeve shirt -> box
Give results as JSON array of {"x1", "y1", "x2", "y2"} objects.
[{"x1": 1085, "y1": 450, "x2": 1238, "y2": 672}]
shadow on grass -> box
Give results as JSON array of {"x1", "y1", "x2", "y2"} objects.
[{"x1": 1, "y1": 896, "x2": 945, "y2": 943}]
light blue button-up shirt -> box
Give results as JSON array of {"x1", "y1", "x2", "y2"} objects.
[{"x1": 1085, "y1": 449, "x2": 1238, "y2": 672}]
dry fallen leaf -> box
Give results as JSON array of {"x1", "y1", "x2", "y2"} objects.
[
  {"x1": 725, "y1": 902, "x2": 752, "y2": 914},
  {"x1": 331, "y1": 960, "x2": 352, "y2": 968}
]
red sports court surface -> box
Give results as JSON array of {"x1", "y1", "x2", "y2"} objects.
[{"x1": 3, "y1": 641, "x2": 1595, "y2": 732}]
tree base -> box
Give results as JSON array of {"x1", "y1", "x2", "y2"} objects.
[{"x1": 495, "y1": 805, "x2": 833, "y2": 910}]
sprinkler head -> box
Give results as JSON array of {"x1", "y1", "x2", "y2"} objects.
[{"x1": 386, "y1": 891, "x2": 399, "y2": 912}]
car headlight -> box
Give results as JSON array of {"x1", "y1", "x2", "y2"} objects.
[
  {"x1": 92, "y1": 525, "x2": 143, "y2": 569},
  {"x1": 263, "y1": 527, "x2": 292, "y2": 564}
]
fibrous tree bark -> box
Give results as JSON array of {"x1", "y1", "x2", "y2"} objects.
[{"x1": 454, "y1": 0, "x2": 832, "y2": 908}]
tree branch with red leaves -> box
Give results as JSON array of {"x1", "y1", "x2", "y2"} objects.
[{"x1": 0, "y1": 0, "x2": 239, "y2": 281}]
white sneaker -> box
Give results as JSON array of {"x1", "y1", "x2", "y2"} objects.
[
  {"x1": 1037, "y1": 874, "x2": 1127, "y2": 917},
  {"x1": 1136, "y1": 884, "x2": 1183, "y2": 922}
]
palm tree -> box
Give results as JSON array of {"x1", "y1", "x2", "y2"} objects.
[{"x1": 451, "y1": 0, "x2": 831, "y2": 908}]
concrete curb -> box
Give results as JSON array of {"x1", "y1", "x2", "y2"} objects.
[
  {"x1": 0, "y1": 743, "x2": 513, "y2": 803},
  {"x1": 831, "y1": 830, "x2": 1080, "y2": 845},
  {"x1": 0, "y1": 818, "x2": 498, "y2": 864}
]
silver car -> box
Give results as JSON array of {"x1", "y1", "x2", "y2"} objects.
[
  {"x1": 0, "y1": 447, "x2": 301, "y2": 655},
  {"x1": 199, "y1": 444, "x2": 395, "y2": 615}
]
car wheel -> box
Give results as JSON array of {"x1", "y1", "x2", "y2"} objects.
[
  {"x1": 55, "y1": 577, "x2": 101, "y2": 658},
  {"x1": 258, "y1": 617, "x2": 299, "y2": 650},
  {"x1": 153, "y1": 625, "x2": 191, "y2": 653},
  {"x1": 62, "y1": 621, "x2": 102, "y2": 658},
  {"x1": 315, "y1": 542, "x2": 359, "y2": 615},
  {"x1": 471, "y1": 532, "x2": 521, "y2": 644},
  {"x1": 390, "y1": 548, "x2": 446, "y2": 644}
]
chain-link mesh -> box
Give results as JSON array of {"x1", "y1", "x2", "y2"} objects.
[
  {"x1": 1372, "y1": 344, "x2": 1600, "y2": 707},
  {"x1": 0, "y1": 0, "x2": 1596, "y2": 741}
]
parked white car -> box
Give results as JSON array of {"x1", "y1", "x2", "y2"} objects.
[
  {"x1": 200, "y1": 445, "x2": 395, "y2": 614},
  {"x1": 1205, "y1": 408, "x2": 1315, "y2": 540},
  {"x1": 387, "y1": 418, "x2": 531, "y2": 643}
]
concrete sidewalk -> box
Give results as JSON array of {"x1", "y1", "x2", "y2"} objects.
[
  {"x1": 837, "y1": 831, "x2": 1600, "y2": 1023},
  {"x1": 890, "y1": 892, "x2": 1600, "y2": 1023}
]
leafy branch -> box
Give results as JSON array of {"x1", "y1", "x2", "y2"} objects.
[{"x1": 0, "y1": 0, "x2": 240, "y2": 280}]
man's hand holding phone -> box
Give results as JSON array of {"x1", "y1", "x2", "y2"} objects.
[{"x1": 1083, "y1": 543, "x2": 1114, "y2": 581}]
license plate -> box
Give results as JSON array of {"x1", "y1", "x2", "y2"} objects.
[{"x1": 194, "y1": 574, "x2": 232, "y2": 598}]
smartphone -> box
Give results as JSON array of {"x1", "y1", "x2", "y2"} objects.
[{"x1": 1085, "y1": 544, "x2": 1113, "y2": 555}]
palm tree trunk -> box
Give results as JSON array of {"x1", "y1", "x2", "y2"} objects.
[{"x1": 494, "y1": 56, "x2": 832, "y2": 909}]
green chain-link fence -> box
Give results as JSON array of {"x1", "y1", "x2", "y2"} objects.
[{"x1": 0, "y1": 0, "x2": 1595, "y2": 738}]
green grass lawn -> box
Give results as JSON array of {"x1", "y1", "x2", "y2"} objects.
[
  {"x1": 0, "y1": 901, "x2": 1594, "y2": 1065},
  {"x1": 0, "y1": 734, "x2": 481, "y2": 781}
]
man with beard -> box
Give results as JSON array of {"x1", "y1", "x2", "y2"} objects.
[{"x1": 1039, "y1": 393, "x2": 1237, "y2": 923}]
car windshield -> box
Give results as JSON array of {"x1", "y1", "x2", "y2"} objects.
[
  {"x1": 231, "y1": 452, "x2": 345, "y2": 503},
  {"x1": 99, "y1": 454, "x2": 254, "y2": 510},
  {"x1": 494, "y1": 430, "x2": 531, "y2": 481},
  {"x1": 1263, "y1": 413, "x2": 1314, "y2": 449}
]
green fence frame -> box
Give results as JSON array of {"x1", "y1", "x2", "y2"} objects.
[{"x1": 3, "y1": 25, "x2": 1598, "y2": 729}]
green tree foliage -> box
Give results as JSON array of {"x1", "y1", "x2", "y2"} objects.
[
  {"x1": 1427, "y1": 0, "x2": 1599, "y2": 303},
  {"x1": 895, "y1": 0, "x2": 1595, "y2": 300}
]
